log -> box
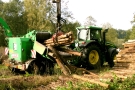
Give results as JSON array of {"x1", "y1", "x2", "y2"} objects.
[
  {"x1": 66, "y1": 51, "x2": 81, "y2": 56},
  {"x1": 72, "y1": 74, "x2": 109, "y2": 88},
  {"x1": 48, "y1": 52, "x2": 55, "y2": 57},
  {"x1": 114, "y1": 60, "x2": 132, "y2": 63},
  {"x1": 116, "y1": 55, "x2": 123, "y2": 58},
  {"x1": 48, "y1": 46, "x2": 71, "y2": 75},
  {"x1": 114, "y1": 64, "x2": 129, "y2": 67},
  {"x1": 57, "y1": 31, "x2": 73, "y2": 39},
  {"x1": 45, "y1": 31, "x2": 73, "y2": 42},
  {"x1": 83, "y1": 73, "x2": 99, "y2": 77},
  {"x1": 44, "y1": 31, "x2": 74, "y2": 47},
  {"x1": 60, "y1": 48, "x2": 82, "y2": 56},
  {"x1": 45, "y1": 38, "x2": 70, "y2": 44},
  {"x1": 46, "y1": 42, "x2": 73, "y2": 46}
]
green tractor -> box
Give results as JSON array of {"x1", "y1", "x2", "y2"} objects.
[{"x1": 70, "y1": 26, "x2": 118, "y2": 69}]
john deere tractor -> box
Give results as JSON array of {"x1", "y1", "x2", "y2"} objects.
[{"x1": 70, "y1": 26, "x2": 118, "y2": 69}]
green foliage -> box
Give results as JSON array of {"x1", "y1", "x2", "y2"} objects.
[
  {"x1": 125, "y1": 29, "x2": 131, "y2": 41},
  {"x1": 117, "y1": 29, "x2": 127, "y2": 39},
  {"x1": 129, "y1": 26, "x2": 135, "y2": 39},
  {"x1": 1, "y1": 0, "x2": 28, "y2": 36},
  {"x1": 56, "y1": 81, "x2": 104, "y2": 90},
  {"x1": 24, "y1": 0, "x2": 49, "y2": 30},
  {"x1": 106, "y1": 74, "x2": 135, "y2": 90},
  {"x1": 62, "y1": 21, "x2": 80, "y2": 38},
  {"x1": 56, "y1": 81, "x2": 74, "y2": 90},
  {"x1": 105, "y1": 28, "x2": 118, "y2": 46}
]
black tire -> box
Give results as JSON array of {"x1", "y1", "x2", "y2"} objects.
[
  {"x1": 108, "y1": 51, "x2": 117, "y2": 68},
  {"x1": 85, "y1": 44, "x2": 102, "y2": 70},
  {"x1": 27, "y1": 59, "x2": 54, "y2": 75},
  {"x1": 27, "y1": 60, "x2": 40, "y2": 74}
]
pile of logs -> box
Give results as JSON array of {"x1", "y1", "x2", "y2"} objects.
[
  {"x1": 44, "y1": 31, "x2": 74, "y2": 46},
  {"x1": 115, "y1": 40, "x2": 135, "y2": 69}
]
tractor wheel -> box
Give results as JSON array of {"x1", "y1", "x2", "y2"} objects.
[
  {"x1": 27, "y1": 60, "x2": 40, "y2": 74},
  {"x1": 85, "y1": 45, "x2": 102, "y2": 70},
  {"x1": 108, "y1": 51, "x2": 117, "y2": 68},
  {"x1": 27, "y1": 59, "x2": 54, "y2": 75}
]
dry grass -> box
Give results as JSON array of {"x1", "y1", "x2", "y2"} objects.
[
  {"x1": 0, "y1": 64, "x2": 58, "y2": 90},
  {"x1": 0, "y1": 75, "x2": 58, "y2": 89}
]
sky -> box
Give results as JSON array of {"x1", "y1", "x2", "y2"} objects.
[
  {"x1": 2, "y1": 0, "x2": 135, "y2": 30},
  {"x1": 68, "y1": 0, "x2": 135, "y2": 30}
]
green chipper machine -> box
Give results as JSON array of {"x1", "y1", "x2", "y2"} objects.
[{"x1": 0, "y1": 0, "x2": 119, "y2": 75}]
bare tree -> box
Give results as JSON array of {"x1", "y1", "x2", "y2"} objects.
[{"x1": 84, "y1": 16, "x2": 96, "y2": 26}]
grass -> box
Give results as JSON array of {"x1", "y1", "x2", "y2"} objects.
[
  {"x1": 1, "y1": 64, "x2": 135, "y2": 90},
  {"x1": 0, "y1": 64, "x2": 59, "y2": 90},
  {"x1": 106, "y1": 74, "x2": 135, "y2": 90},
  {"x1": 56, "y1": 75, "x2": 135, "y2": 90},
  {"x1": 0, "y1": 74, "x2": 59, "y2": 90},
  {"x1": 56, "y1": 81, "x2": 105, "y2": 90}
]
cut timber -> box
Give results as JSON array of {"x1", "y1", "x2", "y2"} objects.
[
  {"x1": 44, "y1": 31, "x2": 74, "y2": 46},
  {"x1": 72, "y1": 74, "x2": 109, "y2": 88},
  {"x1": 48, "y1": 46, "x2": 71, "y2": 75},
  {"x1": 59, "y1": 48, "x2": 82, "y2": 56},
  {"x1": 114, "y1": 60, "x2": 132, "y2": 63},
  {"x1": 45, "y1": 38, "x2": 70, "y2": 44}
]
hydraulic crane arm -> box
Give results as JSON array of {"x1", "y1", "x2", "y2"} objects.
[
  {"x1": 53, "y1": 0, "x2": 61, "y2": 32},
  {"x1": 0, "y1": 17, "x2": 13, "y2": 37}
]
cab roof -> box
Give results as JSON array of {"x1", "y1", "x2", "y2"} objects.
[{"x1": 76, "y1": 26, "x2": 102, "y2": 30}]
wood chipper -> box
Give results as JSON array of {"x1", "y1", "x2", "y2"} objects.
[{"x1": 0, "y1": 0, "x2": 118, "y2": 75}]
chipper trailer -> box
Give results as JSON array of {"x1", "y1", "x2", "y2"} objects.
[{"x1": 0, "y1": 0, "x2": 118, "y2": 75}]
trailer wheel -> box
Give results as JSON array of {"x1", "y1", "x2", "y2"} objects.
[
  {"x1": 108, "y1": 51, "x2": 117, "y2": 68},
  {"x1": 85, "y1": 45, "x2": 102, "y2": 70}
]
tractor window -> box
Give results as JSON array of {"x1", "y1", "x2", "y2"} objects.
[
  {"x1": 90, "y1": 29, "x2": 101, "y2": 41},
  {"x1": 78, "y1": 29, "x2": 90, "y2": 40},
  {"x1": 78, "y1": 29, "x2": 87, "y2": 40}
]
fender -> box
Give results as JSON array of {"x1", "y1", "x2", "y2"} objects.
[{"x1": 108, "y1": 48, "x2": 118, "y2": 57}]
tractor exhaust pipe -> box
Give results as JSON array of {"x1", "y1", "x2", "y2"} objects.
[{"x1": 103, "y1": 29, "x2": 108, "y2": 50}]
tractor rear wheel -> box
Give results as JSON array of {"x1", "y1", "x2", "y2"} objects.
[{"x1": 85, "y1": 45, "x2": 102, "y2": 70}]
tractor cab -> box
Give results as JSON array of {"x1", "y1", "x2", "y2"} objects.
[{"x1": 76, "y1": 26, "x2": 102, "y2": 47}]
